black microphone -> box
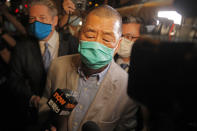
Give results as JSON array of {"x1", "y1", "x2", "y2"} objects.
[
  {"x1": 82, "y1": 121, "x2": 100, "y2": 131},
  {"x1": 47, "y1": 88, "x2": 78, "y2": 116}
]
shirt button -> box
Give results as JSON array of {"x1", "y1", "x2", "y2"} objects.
[
  {"x1": 75, "y1": 106, "x2": 80, "y2": 112},
  {"x1": 74, "y1": 122, "x2": 78, "y2": 126},
  {"x1": 79, "y1": 105, "x2": 83, "y2": 110},
  {"x1": 84, "y1": 88, "x2": 87, "y2": 91},
  {"x1": 97, "y1": 82, "x2": 100, "y2": 86}
]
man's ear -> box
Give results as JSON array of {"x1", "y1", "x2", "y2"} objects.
[
  {"x1": 52, "y1": 16, "x2": 58, "y2": 27},
  {"x1": 114, "y1": 37, "x2": 122, "y2": 56}
]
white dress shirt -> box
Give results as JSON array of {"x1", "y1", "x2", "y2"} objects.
[{"x1": 39, "y1": 30, "x2": 59, "y2": 60}]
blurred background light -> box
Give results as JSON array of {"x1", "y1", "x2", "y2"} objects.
[{"x1": 158, "y1": 11, "x2": 182, "y2": 25}]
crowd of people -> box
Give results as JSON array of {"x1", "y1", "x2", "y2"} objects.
[{"x1": 0, "y1": 0, "x2": 197, "y2": 131}]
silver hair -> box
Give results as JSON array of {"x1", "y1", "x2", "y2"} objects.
[
  {"x1": 29, "y1": 0, "x2": 58, "y2": 17},
  {"x1": 83, "y1": 5, "x2": 122, "y2": 37}
]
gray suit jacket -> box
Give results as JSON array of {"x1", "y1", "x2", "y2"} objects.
[{"x1": 39, "y1": 54, "x2": 138, "y2": 131}]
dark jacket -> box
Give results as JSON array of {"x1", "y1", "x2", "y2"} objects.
[
  {"x1": 128, "y1": 38, "x2": 197, "y2": 131},
  {"x1": 8, "y1": 32, "x2": 78, "y2": 128}
]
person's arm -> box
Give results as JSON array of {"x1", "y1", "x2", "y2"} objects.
[
  {"x1": 114, "y1": 97, "x2": 139, "y2": 131},
  {"x1": 0, "y1": 4, "x2": 27, "y2": 35},
  {"x1": 9, "y1": 40, "x2": 34, "y2": 105},
  {"x1": 59, "y1": 0, "x2": 76, "y2": 28},
  {"x1": 39, "y1": 58, "x2": 55, "y2": 124},
  {"x1": 59, "y1": 14, "x2": 69, "y2": 28},
  {"x1": 39, "y1": 59, "x2": 68, "y2": 131},
  {"x1": 1, "y1": 31, "x2": 16, "y2": 47},
  {"x1": 138, "y1": 104, "x2": 150, "y2": 131},
  {"x1": 0, "y1": 28, "x2": 13, "y2": 63},
  {"x1": 63, "y1": 0, "x2": 76, "y2": 15},
  {"x1": 0, "y1": 48, "x2": 10, "y2": 64}
]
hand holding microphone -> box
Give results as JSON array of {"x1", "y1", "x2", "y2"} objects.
[
  {"x1": 30, "y1": 95, "x2": 40, "y2": 108},
  {"x1": 47, "y1": 88, "x2": 78, "y2": 116},
  {"x1": 47, "y1": 91, "x2": 100, "y2": 131}
]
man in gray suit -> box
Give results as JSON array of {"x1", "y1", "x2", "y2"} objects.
[{"x1": 39, "y1": 5, "x2": 138, "y2": 131}]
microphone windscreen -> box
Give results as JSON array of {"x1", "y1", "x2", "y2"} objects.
[
  {"x1": 47, "y1": 88, "x2": 78, "y2": 116},
  {"x1": 82, "y1": 121, "x2": 100, "y2": 131}
]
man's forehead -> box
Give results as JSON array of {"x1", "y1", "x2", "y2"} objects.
[
  {"x1": 84, "y1": 25, "x2": 114, "y2": 33},
  {"x1": 84, "y1": 14, "x2": 120, "y2": 35},
  {"x1": 29, "y1": 4, "x2": 50, "y2": 15},
  {"x1": 122, "y1": 23, "x2": 140, "y2": 30},
  {"x1": 122, "y1": 23, "x2": 140, "y2": 33}
]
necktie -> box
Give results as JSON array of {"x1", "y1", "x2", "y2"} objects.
[
  {"x1": 120, "y1": 63, "x2": 129, "y2": 70},
  {"x1": 43, "y1": 43, "x2": 51, "y2": 71}
]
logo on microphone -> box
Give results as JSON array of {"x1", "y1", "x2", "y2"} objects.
[{"x1": 47, "y1": 88, "x2": 78, "y2": 116}]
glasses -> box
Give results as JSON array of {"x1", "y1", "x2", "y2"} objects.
[{"x1": 122, "y1": 34, "x2": 139, "y2": 41}]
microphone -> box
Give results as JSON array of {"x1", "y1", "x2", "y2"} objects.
[
  {"x1": 47, "y1": 88, "x2": 78, "y2": 116},
  {"x1": 82, "y1": 121, "x2": 100, "y2": 131}
]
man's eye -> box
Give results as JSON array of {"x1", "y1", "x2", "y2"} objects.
[
  {"x1": 29, "y1": 17, "x2": 35, "y2": 23},
  {"x1": 87, "y1": 36, "x2": 95, "y2": 38},
  {"x1": 85, "y1": 32, "x2": 96, "y2": 38},
  {"x1": 103, "y1": 39, "x2": 110, "y2": 42},
  {"x1": 103, "y1": 36, "x2": 114, "y2": 43},
  {"x1": 39, "y1": 17, "x2": 45, "y2": 20},
  {"x1": 29, "y1": 17, "x2": 34, "y2": 20}
]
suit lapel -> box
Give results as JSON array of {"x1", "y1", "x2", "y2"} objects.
[
  {"x1": 66, "y1": 70, "x2": 79, "y2": 91},
  {"x1": 31, "y1": 38, "x2": 45, "y2": 72},
  {"x1": 63, "y1": 54, "x2": 80, "y2": 92},
  {"x1": 67, "y1": 55, "x2": 81, "y2": 130},
  {"x1": 67, "y1": 70, "x2": 79, "y2": 131}
]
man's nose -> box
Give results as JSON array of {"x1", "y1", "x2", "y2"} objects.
[
  {"x1": 34, "y1": 17, "x2": 39, "y2": 22},
  {"x1": 95, "y1": 32, "x2": 102, "y2": 43},
  {"x1": 31, "y1": 17, "x2": 40, "y2": 23}
]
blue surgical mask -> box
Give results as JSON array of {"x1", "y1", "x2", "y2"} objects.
[
  {"x1": 78, "y1": 40, "x2": 114, "y2": 69},
  {"x1": 29, "y1": 21, "x2": 52, "y2": 40}
]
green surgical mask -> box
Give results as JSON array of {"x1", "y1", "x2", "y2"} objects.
[{"x1": 78, "y1": 40, "x2": 114, "y2": 69}]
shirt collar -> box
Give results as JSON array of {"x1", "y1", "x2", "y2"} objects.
[
  {"x1": 78, "y1": 64, "x2": 110, "y2": 84},
  {"x1": 40, "y1": 30, "x2": 58, "y2": 48}
]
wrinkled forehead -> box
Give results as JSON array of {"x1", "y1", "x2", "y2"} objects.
[{"x1": 83, "y1": 14, "x2": 121, "y2": 39}]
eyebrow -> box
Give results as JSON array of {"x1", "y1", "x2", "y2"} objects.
[
  {"x1": 29, "y1": 15, "x2": 46, "y2": 17},
  {"x1": 84, "y1": 27, "x2": 96, "y2": 32},
  {"x1": 122, "y1": 33, "x2": 140, "y2": 37},
  {"x1": 39, "y1": 15, "x2": 46, "y2": 17},
  {"x1": 102, "y1": 31, "x2": 116, "y2": 40},
  {"x1": 122, "y1": 33, "x2": 132, "y2": 35},
  {"x1": 84, "y1": 26, "x2": 115, "y2": 38},
  {"x1": 103, "y1": 31, "x2": 114, "y2": 36}
]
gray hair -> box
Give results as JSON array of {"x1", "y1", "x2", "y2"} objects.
[
  {"x1": 29, "y1": 0, "x2": 58, "y2": 17},
  {"x1": 83, "y1": 5, "x2": 122, "y2": 37}
]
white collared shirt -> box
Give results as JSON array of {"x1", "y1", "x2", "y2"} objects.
[{"x1": 39, "y1": 30, "x2": 59, "y2": 59}]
